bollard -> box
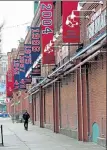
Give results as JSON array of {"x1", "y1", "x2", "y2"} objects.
[{"x1": 1, "y1": 125, "x2": 4, "y2": 146}]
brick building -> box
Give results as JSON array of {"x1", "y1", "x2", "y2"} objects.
[
  {"x1": 8, "y1": 0, "x2": 106, "y2": 147},
  {"x1": 27, "y1": 1, "x2": 106, "y2": 147}
]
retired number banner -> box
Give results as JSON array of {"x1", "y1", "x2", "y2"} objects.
[
  {"x1": 41, "y1": 1, "x2": 55, "y2": 64},
  {"x1": 13, "y1": 59, "x2": 20, "y2": 90},
  {"x1": 6, "y1": 70, "x2": 13, "y2": 97},
  {"x1": 19, "y1": 55, "x2": 26, "y2": 89},
  {"x1": 62, "y1": 1, "x2": 80, "y2": 43},
  {"x1": 24, "y1": 44, "x2": 32, "y2": 84},
  {"x1": 31, "y1": 27, "x2": 41, "y2": 76}
]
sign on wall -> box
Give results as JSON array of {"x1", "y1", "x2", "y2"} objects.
[
  {"x1": 87, "y1": 8, "x2": 106, "y2": 39},
  {"x1": 62, "y1": 1, "x2": 80, "y2": 43},
  {"x1": 41, "y1": 1, "x2": 55, "y2": 64}
]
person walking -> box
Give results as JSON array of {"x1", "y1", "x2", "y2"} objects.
[{"x1": 23, "y1": 110, "x2": 30, "y2": 130}]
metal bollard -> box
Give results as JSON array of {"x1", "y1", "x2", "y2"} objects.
[{"x1": 1, "y1": 125, "x2": 4, "y2": 146}]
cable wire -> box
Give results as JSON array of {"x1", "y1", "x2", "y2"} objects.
[{"x1": 1, "y1": 21, "x2": 31, "y2": 30}]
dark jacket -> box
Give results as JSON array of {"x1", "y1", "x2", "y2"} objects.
[{"x1": 23, "y1": 112, "x2": 30, "y2": 121}]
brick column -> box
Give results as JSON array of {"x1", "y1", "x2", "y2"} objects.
[
  {"x1": 53, "y1": 83, "x2": 56, "y2": 132},
  {"x1": 55, "y1": 82, "x2": 59, "y2": 133},
  {"x1": 34, "y1": 94, "x2": 36, "y2": 122},
  {"x1": 32, "y1": 94, "x2": 34, "y2": 125},
  {"x1": 40, "y1": 87, "x2": 44, "y2": 128},
  {"x1": 53, "y1": 82, "x2": 59, "y2": 133},
  {"x1": 81, "y1": 65, "x2": 88, "y2": 142},
  {"x1": 77, "y1": 60, "x2": 83, "y2": 141}
]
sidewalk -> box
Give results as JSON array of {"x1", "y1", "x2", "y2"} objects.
[{"x1": 0, "y1": 119, "x2": 106, "y2": 150}]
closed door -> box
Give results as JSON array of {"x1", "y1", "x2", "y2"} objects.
[{"x1": 92, "y1": 123, "x2": 99, "y2": 143}]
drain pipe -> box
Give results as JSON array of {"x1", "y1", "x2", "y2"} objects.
[
  {"x1": 77, "y1": 37, "x2": 106, "y2": 59},
  {"x1": 64, "y1": 50, "x2": 101, "y2": 76}
]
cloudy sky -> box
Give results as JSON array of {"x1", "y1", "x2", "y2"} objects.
[{"x1": 0, "y1": 1, "x2": 34, "y2": 54}]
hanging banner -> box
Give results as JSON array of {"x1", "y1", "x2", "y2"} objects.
[
  {"x1": 6, "y1": 70, "x2": 13, "y2": 97},
  {"x1": 62, "y1": 1, "x2": 80, "y2": 43},
  {"x1": 31, "y1": 27, "x2": 41, "y2": 76},
  {"x1": 19, "y1": 55, "x2": 26, "y2": 89},
  {"x1": 31, "y1": 27, "x2": 41, "y2": 63},
  {"x1": 13, "y1": 59, "x2": 20, "y2": 90},
  {"x1": 24, "y1": 44, "x2": 32, "y2": 84},
  {"x1": 41, "y1": 1, "x2": 55, "y2": 64}
]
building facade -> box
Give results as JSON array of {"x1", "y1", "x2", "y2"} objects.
[
  {"x1": 29, "y1": 1, "x2": 106, "y2": 147},
  {"x1": 7, "y1": 0, "x2": 106, "y2": 147},
  {"x1": 0, "y1": 54, "x2": 8, "y2": 112}
]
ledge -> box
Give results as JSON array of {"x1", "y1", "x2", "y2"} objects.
[{"x1": 97, "y1": 137, "x2": 106, "y2": 147}]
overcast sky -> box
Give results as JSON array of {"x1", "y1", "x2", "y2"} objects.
[{"x1": 0, "y1": 1, "x2": 34, "y2": 54}]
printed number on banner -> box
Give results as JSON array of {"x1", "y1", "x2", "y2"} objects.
[
  {"x1": 41, "y1": 4, "x2": 52, "y2": 10},
  {"x1": 42, "y1": 27, "x2": 53, "y2": 34}
]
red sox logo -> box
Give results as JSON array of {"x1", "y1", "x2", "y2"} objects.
[
  {"x1": 44, "y1": 44, "x2": 54, "y2": 54},
  {"x1": 66, "y1": 12, "x2": 79, "y2": 28}
]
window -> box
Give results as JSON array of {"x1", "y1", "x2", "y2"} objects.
[{"x1": 2, "y1": 62, "x2": 7, "y2": 73}]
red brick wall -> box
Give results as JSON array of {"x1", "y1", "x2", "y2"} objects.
[
  {"x1": 45, "y1": 86, "x2": 53, "y2": 125},
  {"x1": 88, "y1": 54, "x2": 106, "y2": 137},
  {"x1": 36, "y1": 92, "x2": 40, "y2": 122},
  {"x1": 60, "y1": 74, "x2": 77, "y2": 129}
]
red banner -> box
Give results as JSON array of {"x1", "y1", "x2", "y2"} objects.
[
  {"x1": 41, "y1": 1, "x2": 55, "y2": 64},
  {"x1": 6, "y1": 69, "x2": 14, "y2": 97},
  {"x1": 62, "y1": 1, "x2": 80, "y2": 43}
]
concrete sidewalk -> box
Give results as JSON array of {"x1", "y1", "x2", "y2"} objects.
[{"x1": 0, "y1": 119, "x2": 106, "y2": 150}]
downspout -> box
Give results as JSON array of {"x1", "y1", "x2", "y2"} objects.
[
  {"x1": 55, "y1": 82, "x2": 59, "y2": 133},
  {"x1": 59, "y1": 80, "x2": 62, "y2": 129},
  {"x1": 64, "y1": 50, "x2": 101, "y2": 76},
  {"x1": 77, "y1": 37, "x2": 106, "y2": 59},
  {"x1": 32, "y1": 94, "x2": 34, "y2": 125},
  {"x1": 86, "y1": 64, "x2": 90, "y2": 141},
  {"x1": 44, "y1": 89, "x2": 46, "y2": 124},
  {"x1": 40, "y1": 86, "x2": 44, "y2": 128},
  {"x1": 53, "y1": 82, "x2": 56, "y2": 132}
]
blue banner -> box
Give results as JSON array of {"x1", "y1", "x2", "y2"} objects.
[
  {"x1": 13, "y1": 59, "x2": 19, "y2": 90},
  {"x1": 24, "y1": 44, "x2": 32, "y2": 84},
  {"x1": 19, "y1": 55, "x2": 26, "y2": 89},
  {"x1": 31, "y1": 27, "x2": 41, "y2": 76}
]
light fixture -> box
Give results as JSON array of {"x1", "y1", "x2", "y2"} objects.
[
  {"x1": 60, "y1": 26, "x2": 63, "y2": 34},
  {"x1": 55, "y1": 32, "x2": 59, "y2": 38},
  {"x1": 85, "y1": 15, "x2": 89, "y2": 19},
  {"x1": 53, "y1": 36, "x2": 57, "y2": 42},
  {"x1": 77, "y1": 3, "x2": 83, "y2": 11},
  {"x1": 99, "y1": 1, "x2": 103, "y2": 5}
]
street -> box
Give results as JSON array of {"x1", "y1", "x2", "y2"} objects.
[{"x1": 0, "y1": 118, "x2": 105, "y2": 150}]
